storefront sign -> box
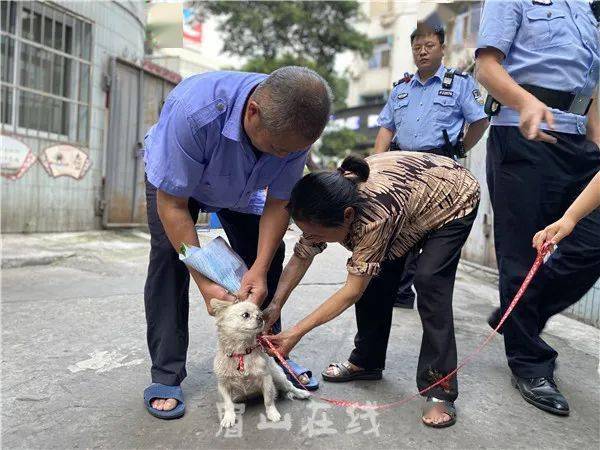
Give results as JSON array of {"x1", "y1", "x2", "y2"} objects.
[
  {"x1": 367, "y1": 114, "x2": 379, "y2": 128},
  {"x1": 1, "y1": 135, "x2": 37, "y2": 180},
  {"x1": 39, "y1": 145, "x2": 91, "y2": 180}
]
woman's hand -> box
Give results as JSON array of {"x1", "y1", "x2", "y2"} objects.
[
  {"x1": 532, "y1": 216, "x2": 576, "y2": 251},
  {"x1": 262, "y1": 303, "x2": 282, "y2": 332},
  {"x1": 263, "y1": 329, "x2": 302, "y2": 358}
]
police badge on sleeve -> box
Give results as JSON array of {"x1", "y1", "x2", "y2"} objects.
[{"x1": 473, "y1": 89, "x2": 484, "y2": 105}]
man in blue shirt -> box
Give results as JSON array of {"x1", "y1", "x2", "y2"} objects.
[
  {"x1": 374, "y1": 24, "x2": 488, "y2": 311},
  {"x1": 375, "y1": 24, "x2": 488, "y2": 157},
  {"x1": 142, "y1": 67, "x2": 331, "y2": 418},
  {"x1": 476, "y1": 0, "x2": 600, "y2": 416}
]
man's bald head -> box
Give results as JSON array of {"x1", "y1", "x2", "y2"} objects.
[{"x1": 251, "y1": 66, "x2": 332, "y2": 142}]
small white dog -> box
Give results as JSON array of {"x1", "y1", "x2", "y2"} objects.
[{"x1": 211, "y1": 299, "x2": 310, "y2": 428}]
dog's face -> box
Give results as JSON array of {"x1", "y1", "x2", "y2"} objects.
[{"x1": 211, "y1": 299, "x2": 264, "y2": 337}]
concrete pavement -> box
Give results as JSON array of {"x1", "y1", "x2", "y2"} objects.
[{"x1": 1, "y1": 229, "x2": 599, "y2": 449}]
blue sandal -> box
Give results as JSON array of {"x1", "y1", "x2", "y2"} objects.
[
  {"x1": 143, "y1": 383, "x2": 185, "y2": 420},
  {"x1": 279, "y1": 358, "x2": 319, "y2": 391}
]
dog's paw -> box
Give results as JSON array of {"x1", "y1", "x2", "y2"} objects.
[
  {"x1": 287, "y1": 388, "x2": 310, "y2": 400},
  {"x1": 265, "y1": 406, "x2": 281, "y2": 422},
  {"x1": 220, "y1": 411, "x2": 236, "y2": 428}
]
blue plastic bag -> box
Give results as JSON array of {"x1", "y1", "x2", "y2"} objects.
[{"x1": 179, "y1": 237, "x2": 248, "y2": 295}]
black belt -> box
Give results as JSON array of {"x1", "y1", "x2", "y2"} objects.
[
  {"x1": 396, "y1": 147, "x2": 453, "y2": 158},
  {"x1": 520, "y1": 84, "x2": 593, "y2": 116}
]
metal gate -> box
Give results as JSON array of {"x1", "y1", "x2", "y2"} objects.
[{"x1": 103, "y1": 58, "x2": 177, "y2": 227}]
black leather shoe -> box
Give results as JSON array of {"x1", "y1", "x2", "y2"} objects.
[
  {"x1": 487, "y1": 308, "x2": 503, "y2": 334},
  {"x1": 512, "y1": 376, "x2": 570, "y2": 416},
  {"x1": 393, "y1": 296, "x2": 415, "y2": 309}
]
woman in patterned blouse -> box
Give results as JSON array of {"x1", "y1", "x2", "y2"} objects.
[{"x1": 264, "y1": 152, "x2": 480, "y2": 428}]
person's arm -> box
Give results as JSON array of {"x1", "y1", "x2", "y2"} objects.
[
  {"x1": 532, "y1": 171, "x2": 600, "y2": 250},
  {"x1": 458, "y1": 75, "x2": 489, "y2": 152},
  {"x1": 587, "y1": 93, "x2": 600, "y2": 147},
  {"x1": 373, "y1": 127, "x2": 394, "y2": 154},
  {"x1": 475, "y1": 49, "x2": 556, "y2": 144},
  {"x1": 265, "y1": 273, "x2": 371, "y2": 356},
  {"x1": 475, "y1": 0, "x2": 556, "y2": 144},
  {"x1": 266, "y1": 216, "x2": 395, "y2": 355},
  {"x1": 372, "y1": 92, "x2": 397, "y2": 154},
  {"x1": 147, "y1": 98, "x2": 236, "y2": 315},
  {"x1": 157, "y1": 190, "x2": 237, "y2": 314},
  {"x1": 240, "y1": 196, "x2": 290, "y2": 305},
  {"x1": 462, "y1": 118, "x2": 489, "y2": 151},
  {"x1": 240, "y1": 149, "x2": 310, "y2": 305},
  {"x1": 262, "y1": 254, "x2": 314, "y2": 331}
]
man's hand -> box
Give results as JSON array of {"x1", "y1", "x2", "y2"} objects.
[
  {"x1": 517, "y1": 98, "x2": 557, "y2": 144},
  {"x1": 476, "y1": 48, "x2": 557, "y2": 145},
  {"x1": 532, "y1": 216, "x2": 576, "y2": 251},
  {"x1": 262, "y1": 303, "x2": 282, "y2": 332},
  {"x1": 199, "y1": 281, "x2": 237, "y2": 316},
  {"x1": 239, "y1": 267, "x2": 268, "y2": 306}
]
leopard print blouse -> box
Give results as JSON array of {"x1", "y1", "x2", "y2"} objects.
[{"x1": 294, "y1": 151, "x2": 480, "y2": 276}]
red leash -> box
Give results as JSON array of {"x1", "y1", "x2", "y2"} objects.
[{"x1": 259, "y1": 244, "x2": 553, "y2": 410}]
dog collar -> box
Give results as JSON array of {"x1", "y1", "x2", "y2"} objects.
[{"x1": 227, "y1": 344, "x2": 261, "y2": 372}]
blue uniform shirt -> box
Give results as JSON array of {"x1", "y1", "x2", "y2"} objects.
[
  {"x1": 477, "y1": 0, "x2": 599, "y2": 135},
  {"x1": 144, "y1": 71, "x2": 308, "y2": 215},
  {"x1": 377, "y1": 64, "x2": 487, "y2": 151}
]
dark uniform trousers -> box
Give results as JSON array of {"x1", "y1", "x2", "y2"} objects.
[
  {"x1": 487, "y1": 126, "x2": 600, "y2": 378},
  {"x1": 348, "y1": 207, "x2": 478, "y2": 402},
  {"x1": 144, "y1": 179, "x2": 284, "y2": 386}
]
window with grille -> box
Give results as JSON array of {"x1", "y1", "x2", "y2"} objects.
[{"x1": 1, "y1": 1, "x2": 92, "y2": 145}]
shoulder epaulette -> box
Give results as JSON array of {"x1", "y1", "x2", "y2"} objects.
[{"x1": 393, "y1": 72, "x2": 413, "y2": 87}]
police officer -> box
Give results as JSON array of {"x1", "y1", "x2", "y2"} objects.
[
  {"x1": 142, "y1": 67, "x2": 330, "y2": 419},
  {"x1": 374, "y1": 22, "x2": 489, "y2": 308},
  {"x1": 476, "y1": 0, "x2": 600, "y2": 416}
]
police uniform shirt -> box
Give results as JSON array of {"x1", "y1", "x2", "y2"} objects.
[
  {"x1": 377, "y1": 65, "x2": 487, "y2": 151},
  {"x1": 477, "y1": 0, "x2": 600, "y2": 135}
]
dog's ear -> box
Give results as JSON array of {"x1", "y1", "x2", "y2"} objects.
[{"x1": 210, "y1": 298, "x2": 232, "y2": 315}]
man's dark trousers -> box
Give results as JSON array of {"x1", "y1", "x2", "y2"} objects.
[
  {"x1": 144, "y1": 180, "x2": 284, "y2": 386},
  {"x1": 486, "y1": 126, "x2": 600, "y2": 378}
]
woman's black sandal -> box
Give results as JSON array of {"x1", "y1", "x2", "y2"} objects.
[
  {"x1": 422, "y1": 397, "x2": 457, "y2": 428},
  {"x1": 321, "y1": 361, "x2": 382, "y2": 382}
]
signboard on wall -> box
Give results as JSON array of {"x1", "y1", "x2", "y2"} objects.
[
  {"x1": 0, "y1": 135, "x2": 37, "y2": 180},
  {"x1": 39, "y1": 145, "x2": 91, "y2": 180},
  {"x1": 183, "y1": 8, "x2": 203, "y2": 46}
]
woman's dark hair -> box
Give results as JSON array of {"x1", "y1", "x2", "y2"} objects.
[{"x1": 287, "y1": 155, "x2": 370, "y2": 227}]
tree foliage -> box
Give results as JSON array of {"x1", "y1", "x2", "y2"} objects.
[
  {"x1": 318, "y1": 129, "x2": 367, "y2": 158},
  {"x1": 194, "y1": 1, "x2": 371, "y2": 109},
  {"x1": 240, "y1": 54, "x2": 349, "y2": 110}
]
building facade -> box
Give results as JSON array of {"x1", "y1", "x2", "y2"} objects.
[
  {"x1": 146, "y1": 6, "x2": 243, "y2": 79},
  {"x1": 1, "y1": 0, "x2": 180, "y2": 233}
]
